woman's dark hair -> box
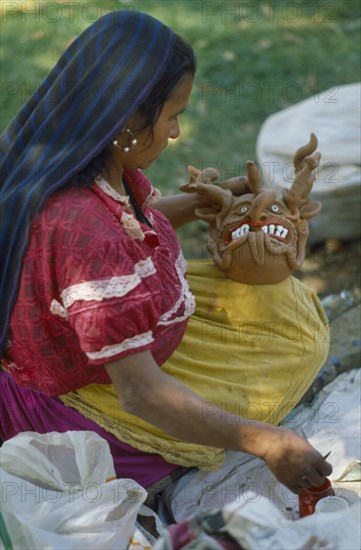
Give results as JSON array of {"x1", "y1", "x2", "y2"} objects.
[
  {"x1": 70, "y1": 32, "x2": 196, "y2": 187},
  {"x1": 136, "y1": 32, "x2": 196, "y2": 132}
]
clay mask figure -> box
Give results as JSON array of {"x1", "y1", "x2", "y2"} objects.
[{"x1": 183, "y1": 133, "x2": 322, "y2": 284}]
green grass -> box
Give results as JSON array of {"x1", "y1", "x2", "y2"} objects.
[{"x1": 1, "y1": 0, "x2": 360, "y2": 256}]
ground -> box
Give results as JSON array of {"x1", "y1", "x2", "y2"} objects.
[{"x1": 298, "y1": 238, "x2": 361, "y2": 299}]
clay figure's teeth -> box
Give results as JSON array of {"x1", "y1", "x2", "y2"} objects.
[
  {"x1": 275, "y1": 225, "x2": 284, "y2": 237},
  {"x1": 269, "y1": 224, "x2": 276, "y2": 235},
  {"x1": 231, "y1": 227, "x2": 242, "y2": 240},
  {"x1": 232, "y1": 224, "x2": 249, "y2": 240},
  {"x1": 261, "y1": 225, "x2": 268, "y2": 234},
  {"x1": 281, "y1": 227, "x2": 288, "y2": 239},
  {"x1": 240, "y1": 224, "x2": 250, "y2": 236}
]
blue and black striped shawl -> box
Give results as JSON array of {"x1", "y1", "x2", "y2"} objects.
[{"x1": 0, "y1": 10, "x2": 175, "y2": 354}]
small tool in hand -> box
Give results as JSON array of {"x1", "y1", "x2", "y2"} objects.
[{"x1": 323, "y1": 451, "x2": 332, "y2": 460}]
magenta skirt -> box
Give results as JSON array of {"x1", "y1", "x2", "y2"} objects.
[{"x1": 0, "y1": 369, "x2": 178, "y2": 487}]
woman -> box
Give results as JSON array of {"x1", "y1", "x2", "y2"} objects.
[{"x1": 0, "y1": 10, "x2": 331, "y2": 514}]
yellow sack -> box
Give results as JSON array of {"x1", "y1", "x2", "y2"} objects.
[{"x1": 61, "y1": 260, "x2": 329, "y2": 470}]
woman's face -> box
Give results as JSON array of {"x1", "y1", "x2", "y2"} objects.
[{"x1": 114, "y1": 74, "x2": 194, "y2": 170}]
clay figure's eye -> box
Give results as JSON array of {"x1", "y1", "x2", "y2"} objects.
[
  {"x1": 270, "y1": 204, "x2": 280, "y2": 213},
  {"x1": 240, "y1": 206, "x2": 249, "y2": 214}
]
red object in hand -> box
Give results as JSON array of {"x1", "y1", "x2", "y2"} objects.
[{"x1": 298, "y1": 478, "x2": 335, "y2": 517}]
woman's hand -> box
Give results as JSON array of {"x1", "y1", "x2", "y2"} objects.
[{"x1": 261, "y1": 427, "x2": 333, "y2": 493}]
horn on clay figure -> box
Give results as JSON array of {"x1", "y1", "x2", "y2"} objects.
[
  {"x1": 193, "y1": 182, "x2": 233, "y2": 230},
  {"x1": 293, "y1": 132, "x2": 318, "y2": 172},
  {"x1": 245, "y1": 161, "x2": 263, "y2": 195},
  {"x1": 283, "y1": 133, "x2": 321, "y2": 216},
  {"x1": 187, "y1": 165, "x2": 220, "y2": 184}
]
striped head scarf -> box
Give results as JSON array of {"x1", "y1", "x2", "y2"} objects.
[{"x1": 0, "y1": 10, "x2": 175, "y2": 354}]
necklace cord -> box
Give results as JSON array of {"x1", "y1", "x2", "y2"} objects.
[{"x1": 122, "y1": 176, "x2": 152, "y2": 227}]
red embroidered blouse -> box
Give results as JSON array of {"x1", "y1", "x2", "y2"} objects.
[{"x1": 3, "y1": 170, "x2": 195, "y2": 395}]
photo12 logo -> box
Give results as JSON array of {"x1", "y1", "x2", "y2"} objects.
[
  {"x1": 201, "y1": 2, "x2": 340, "y2": 24},
  {"x1": 1, "y1": 2, "x2": 140, "y2": 23},
  {"x1": 201, "y1": 81, "x2": 340, "y2": 105}
]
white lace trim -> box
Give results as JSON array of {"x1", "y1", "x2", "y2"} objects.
[
  {"x1": 60, "y1": 257, "x2": 156, "y2": 308},
  {"x1": 148, "y1": 211, "x2": 155, "y2": 225},
  {"x1": 50, "y1": 299, "x2": 69, "y2": 320},
  {"x1": 95, "y1": 175, "x2": 152, "y2": 240},
  {"x1": 136, "y1": 257, "x2": 157, "y2": 278},
  {"x1": 120, "y1": 210, "x2": 145, "y2": 241},
  {"x1": 95, "y1": 175, "x2": 131, "y2": 207},
  {"x1": 144, "y1": 186, "x2": 161, "y2": 206},
  {"x1": 158, "y1": 250, "x2": 195, "y2": 326},
  {"x1": 86, "y1": 331, "x2": 154, "y2": 360}
]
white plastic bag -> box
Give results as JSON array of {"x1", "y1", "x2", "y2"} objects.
[
  {"x1": 0, "y1": 431, "x2": 148, "y2": 549},
  {"x1": 224, "y1": 496, "x2": 361, "y2": 550}
]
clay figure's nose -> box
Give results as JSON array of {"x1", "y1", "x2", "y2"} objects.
[{"x1": 248, "y1": 189, "x2": 276, "y2": 222}]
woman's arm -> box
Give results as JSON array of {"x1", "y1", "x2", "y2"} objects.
[
  {"x1": 152, "y1": 193, "x2": 203, "y2": 229},
  {"x1": 105, "y1": 350, "x2": 332, "y2": 494}
]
